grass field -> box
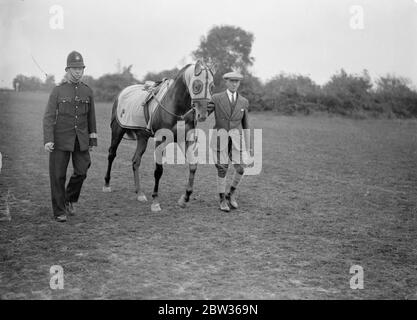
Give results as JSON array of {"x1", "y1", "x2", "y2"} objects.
[{"x1": 0, "y1": 91, "x2": 416, "y2": 299}]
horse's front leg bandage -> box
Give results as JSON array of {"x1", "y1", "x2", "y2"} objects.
[{"x1": 231, "y1": 170, "x2": 244, "y2": 190}]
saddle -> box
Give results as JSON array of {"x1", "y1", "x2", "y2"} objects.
[
  {"x1": 142, "y1": 79, "x2": 167, "y2": 123},
  {"x1": 116, "y1": 79, "x2": 173, "y2": 133}
]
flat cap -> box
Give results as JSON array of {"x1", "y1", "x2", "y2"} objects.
[{"x1": 223, "y1": 71, "x2": 243, "y2": 81}]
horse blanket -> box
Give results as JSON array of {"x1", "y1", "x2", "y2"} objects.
[{"x1": 116, "y1": 79, "x2": 173, "y2": 130}]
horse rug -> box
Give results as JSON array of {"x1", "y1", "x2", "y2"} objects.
[{"x1": 116, "y1": 79, "x2": 173, "y2": 130}]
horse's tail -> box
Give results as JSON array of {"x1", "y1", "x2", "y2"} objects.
[
  {"x1": 111, "y1": 96, "x2": 136, "y2": 141},
  {"x1": 110, "y1": 97, "x2": 118, "y2": 126}
]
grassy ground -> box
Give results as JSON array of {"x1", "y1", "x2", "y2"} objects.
[{"x1": 0, "y1": 91, "x2": 416, "y2": 299}]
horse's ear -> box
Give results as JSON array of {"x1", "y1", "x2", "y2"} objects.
[
  {"x1": 194, "y1": 60, "x2": 203, "y2": 76},
  {"x1": 208, "y1": 62, "x2": 217, "y2": 75}
]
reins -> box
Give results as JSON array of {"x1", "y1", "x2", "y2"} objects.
[
  {"x1": 148, "y1": 63, "x2": 212, "y2": 136},
  {"x1": 150, "y1": 90, "x2": 196, "y2": 121},
  {"x1": 149, "y1": 90, "x2": 198, "y2": 142}
]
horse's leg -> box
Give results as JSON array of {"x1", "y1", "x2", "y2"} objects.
[
  {"x1": 178, "y1": 140, "x2": 198, "y2": 208},
  {"x1": 103, "y1": 120, "x2": 126, "y2": 192},
  {"x1": 151, "y1": 141, "x2": 164, "y2": 212},
  {"x1": 132, "y1": 131, "x2": 149, "y2": 202}
]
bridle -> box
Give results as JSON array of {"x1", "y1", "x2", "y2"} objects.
[
  {"x1": 150, "y1": 90, "x2": 196, "y2": 121},
  {"x1": 150, "y1": 64, "x2": 213, "y2": 121}
]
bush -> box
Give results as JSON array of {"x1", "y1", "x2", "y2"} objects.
[
  {"x1": 321, "y1": 69, "x2": 373, "y2": 116},
  {"x1": 11, "y1": 66, "x2": 417, "y2": 118},
  {"x1": 93, "y1": 65, "x2": 138, "y2": 101},
  {"x1": 262, "y1": 73, "x2": 321, "y2": 114},
  {"x1": 374, "y1": 75, "x2": 417, "y2": 118},
  {"x1": 12, "y1": 74, "x2": 55, "y2": 92},
  {"x1": 239, "y1": 74, "x2": 266, "y2": 111}
]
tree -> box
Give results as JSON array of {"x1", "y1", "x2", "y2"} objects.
[
  {"x1": 94, "y1": 65, "x2": 139, "y2": 101},
  {"x1": 193, "y1": 25, "x2": 255, "y2": 90},
  {"x1": 81, "y1": 75, "x2": 96, "y2": 88},
  {"x1": 12, "y1": 74, "x2": 43, "y2": 91},
  {"x1": 43, "y1": 75, "x2": 56, "y2": 91},
  {"x1": 239, "y1": 74, "x2": 266, "y2": 111}
]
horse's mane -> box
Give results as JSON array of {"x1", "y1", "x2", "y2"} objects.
[
  {"x1": 156, "y1": 63, "x2": 194, "y2": 118},
  {"x1": 174, "y1": 63, "x2": 193, "y2": 82}
]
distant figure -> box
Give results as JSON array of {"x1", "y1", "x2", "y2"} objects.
[
  {"x1": 208, "y1": 71, "x2": 252, "y2": 212},
  {"x1": 15, "y1": 81, "x2": 20, "y2": 92},
  {"x1": 42, "y1": 51, "x2": 97, "y2": 222}
]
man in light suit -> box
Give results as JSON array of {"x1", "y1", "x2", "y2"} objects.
[{"x1": 208, "y1": 71, "x2": 251, "y2": 212}]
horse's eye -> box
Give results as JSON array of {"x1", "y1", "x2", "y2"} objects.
[{"x1": 192, "y1": 80, "x2": 203, "y2": 95}]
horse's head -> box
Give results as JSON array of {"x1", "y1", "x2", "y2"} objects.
[{"x1": 186, "y1": 60, "x2": 216, "y2": 122}]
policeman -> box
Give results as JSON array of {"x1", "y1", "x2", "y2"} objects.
[
  {"x1": 208, "y1": 71, "x2": 252, "y2": 212},
  {"x1": 43, "y1": 51, "x2": 97, "y2": 222}
]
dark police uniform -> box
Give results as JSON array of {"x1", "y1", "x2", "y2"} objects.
[{"x1": 43, "y1": 51, "x2": 97, "y2": 219}]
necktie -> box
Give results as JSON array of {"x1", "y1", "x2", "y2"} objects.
[{"x1": 230, "y1": 93, "x2": 235, "y2": 104}]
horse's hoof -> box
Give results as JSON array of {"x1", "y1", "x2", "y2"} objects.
[
  {"x1": 178, "y1": 195, "x2": 187, "y2": 208},
  {"x1": 151, "y1": 203, "x2": 162, "y2": 212},
  {"x1": 137, "y1": 193, "x2": 147, "y2": 202},
  {"x1": 102, "y1": 186, "x2": 112, "y2": 193}
]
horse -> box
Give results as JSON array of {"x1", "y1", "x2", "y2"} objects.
[{"x1": 103, "y1": 60, "x2": 216, "y2": 212}]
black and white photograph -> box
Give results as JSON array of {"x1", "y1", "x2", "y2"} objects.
[{"x1": 0, "y1": 0, "x2": 416, "y2": 303}]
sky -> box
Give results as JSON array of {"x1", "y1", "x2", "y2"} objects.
[{"x1": 1, "y1": 0, "x2": 416, "y2": 88}]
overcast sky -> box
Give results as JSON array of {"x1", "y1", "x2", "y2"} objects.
[{"x1": 1, "y1": 0, "x2": 416, "y2": 88}]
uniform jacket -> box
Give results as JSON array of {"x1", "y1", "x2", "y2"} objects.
[
  {"x1": 43, "y1": 81, "x2": 97, "y2": 152},
  {"x1": 208, "y1": 91, "x2": 250, "y2": 151}
]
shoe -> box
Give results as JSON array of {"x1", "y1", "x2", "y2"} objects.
[
  {"x1": 227, "y1": 193, "x2": 238, "y2": 209},
  {"x1": 55, "y1": 215, "x2": 67, "y2": 222},
  {"x1": 65, "y1": 202, "x2": 76, "y2": 216},
  {"x1": 219, "y1": 199, "x2": 230, "y2": 212}
]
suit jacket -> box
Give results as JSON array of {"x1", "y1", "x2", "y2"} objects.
[
  {"x1": 43, "y1": 81, "x2": 97, "y2": 152},
  {"x1": 208, "y1": 91, "x2": 250, "y2": 151}
]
